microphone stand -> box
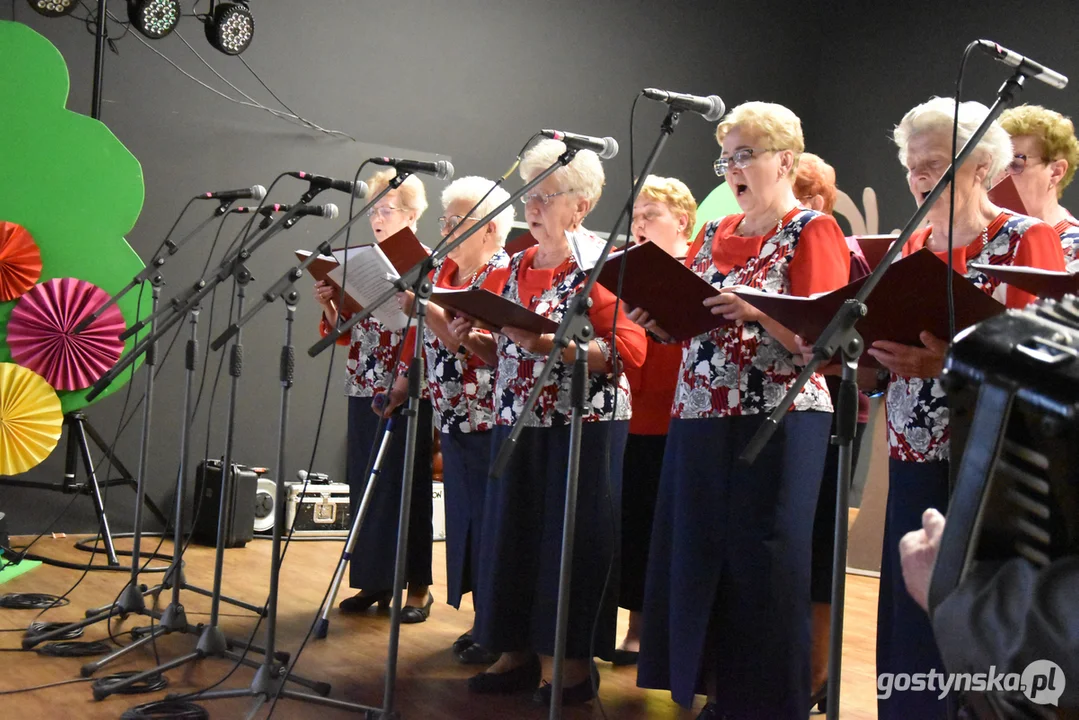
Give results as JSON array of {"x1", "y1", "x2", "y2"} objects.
[
  {"x1": 90, "y1": 204, "x2": 336, "y2": 698},
  {"x1": 72, "y1": 199, "x2": 234, "y2": 335},
  {"x1": 486, "y1": 108, "x2": 683, "y2": 719},
  {"x1": 737, "y1": 68, "x2": 1031, "y2": 720},
  {"x1": 295, "y1": 153, "x2": 577, "y2": 719}
]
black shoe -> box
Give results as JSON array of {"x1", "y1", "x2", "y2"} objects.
[
  {"x1": 400, "y1": 594, "x2": 433, "y2": 624},
  {"x1": 611, "y1": 649, "x2": 639, "y2": 666},
  {"x1": 810, "y1": 681, "x2": 828, "y2": 714},
  {"x1": 452, "y1": 631, "x2": 473, "y2": 654},
  {"x1": 533, "y1": 662, "x2": 599, "y2": 706},
  {"x1": 456, "y1": 642, "x2": 499, "y2": 665},
  {"x1": 696, "y1": 702, "x2": 720, "y2": 719},
  {"x1": 338, "y1": 590, "x2": 391, "y2": 613},
  {"x1": 467, "y1": 655, "x2": 541, "y2": 695}
]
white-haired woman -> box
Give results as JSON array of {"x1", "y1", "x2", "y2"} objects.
[
  {"x1": 999, "y1": 104, "x2": 1079, "y2": 259},
  {"x1": 631, "y1": 102, "x2": 851, "y2": 720},
  {"x1": 383, "y1": 176, "x2": 515, "y2": 661},
  {"x1": 614, "y1": 175, "x2": 697, "y2": 667},
  {"x1": 869, "y1": 98, "x2": 1064, "y2": 720},
  {"x1": 460, "y1": 139, "x2": 646, "y2": 706},
  {"x1": 314, "y1": 169, "x2": 435, "y2": 622}
]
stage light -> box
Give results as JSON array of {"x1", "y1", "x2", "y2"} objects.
[
  {"x1": 25, "y1": 0, "x2": 77, "y2": 17},
  {"x1": 127, "y1": 0, "x2": 180, "y2": 40},
  {"x1": 204, "y1": 1, "x2": 254, "y2": 56}
]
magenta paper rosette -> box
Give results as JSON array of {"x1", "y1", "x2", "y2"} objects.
[{"x1": 7, "y1": 277, "x2": 126, "y2": 390}]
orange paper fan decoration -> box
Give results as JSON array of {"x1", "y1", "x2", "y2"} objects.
[
  {"x1": 0, "y1": 362, "x2": 63, "y2": 475},
  {"x1": 0, "y1": 221, "x2": 44, "y2": 301}
]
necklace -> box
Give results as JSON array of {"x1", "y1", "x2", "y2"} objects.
[{"x1": 737, "y1": 213, "x2": 785, "y2": 237}]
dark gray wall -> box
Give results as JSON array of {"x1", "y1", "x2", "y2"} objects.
[
  {"x1": 810, "y1": 0, "x2": 1079, "y2": 234},
  {"x1": 5, "y1": 0, "x2": 820, "y2": 533}
]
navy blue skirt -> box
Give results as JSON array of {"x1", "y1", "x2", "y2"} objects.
[
  {"x1": 637, "y1": 411, "x2": 831, "y2": 716},
  {"x1": 440, "y1": 428, "x2": 492, "y2": 609},
  {"x1": 346, "y1": 395, "x2": 433, "y2": 591},
  {"x1": 619, "y1": 433, "x2": 667, "y2": 611},
  {"x1": 877, "y1": 458, "x2": 953, "y2": 720},
  {"x1": 473, "y1": 421, "x2": 627, "y2": 660}
]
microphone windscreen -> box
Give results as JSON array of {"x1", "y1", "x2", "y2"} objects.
[
  {"x1": 354, "y1": 180, "x2": 369, "y2": 198},
  {"x1": 599, "y1": 137, "x2": 619, "y2": 160},
  {"x1": 324, "y1": 203, "x2": 340, "y2": 219},
  {"x1": 704, "y1": 96, "x2": 726, "y2": 122},
  {"x1": 438, "y1": 161, "x2": 455, "y2": 181},
  {"x1": 251, "y1": 184, "x2": 267, "y2": 201}
]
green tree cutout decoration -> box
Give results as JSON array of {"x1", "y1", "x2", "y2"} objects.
[{"x1": 0, "y1": 20, "x2": 149, "y2": 414}]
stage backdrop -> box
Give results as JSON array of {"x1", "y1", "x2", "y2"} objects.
[{"x1": 5, "y1": 0, "x2": 1077, "y2": 563}]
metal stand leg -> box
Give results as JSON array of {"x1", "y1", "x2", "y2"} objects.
[{"x1": 314, "y1": 420, "x2": 397, "y2": 639}]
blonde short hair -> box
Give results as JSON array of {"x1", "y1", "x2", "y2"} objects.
[
  {"x1": 715, "y1": 101, "x2": 805, "y2": 178},
  {"x1": 793, "y1": 153, "x2": 838, "y2": 215},
  {"x1": 441, "y1": 176, "x2": 516, "y2": 244},
  {"x1": 637, "y1": 175, "x2": 697, "y2": 238},
  {"x1": 1000, "y1": 104, "x2": 1079, "y2": 196},
  {"x1": 894, "y1": 97, "x2": 1013, "y2": 188},
  {"x1": 367, "y1": 168, "x2": 429, "y2": 218},
  {"x1": 519, "y1": 138, "x2": 605, "y2": 210}
]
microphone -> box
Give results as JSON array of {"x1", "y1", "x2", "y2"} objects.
[
  {"x1": 642, "y1": 88, "x2": 726, "y2": 121},
  {"x1": 297, "y1": 469, "x2": 330, "y2": 483},
  {"x1": 369, "y1": 157, "x2": 455, "y2": 180},
  {"x1": 539, "y1": 129, "x2": 619, "y2": 160},
  {"x1": 201, "y1": 185, "x2": 267, "y2": 201},
  {"x1": 233, "y1": 203, "x2": 340, "y2": 219},
  {"x1": 976, "y1": 40, "x2": 1068, "y2": 89},
  {"x1": 287, "y1": 171, "x2": 369, "y2": 198}
]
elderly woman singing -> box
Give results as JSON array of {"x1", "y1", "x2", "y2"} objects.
[
  {"x1": 460, "y1": 139, "x2": 647, "y2": 706},
  {"x1": 384, "y1": 176, "x2": 515, "y2": 662},
  {"x1": 614, "y1": 175, "x2": 697, "y2": 667},
  {"x1": 313, "y1": 170, "x2": 435, "y2": 622},
  {"x1": 999, "y1": 104, "x2": 1079, "y2": 259},
  {"x1": 870, "y1": 97, "x2": 1065, "y2": 720},
  {"x1": 632, "y1": 101, "x2": 851, "y2": 720}
]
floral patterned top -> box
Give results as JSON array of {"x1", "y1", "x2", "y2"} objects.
[
  {"x1": 398, "y1": 251, "x2": 511, "y2": 434},
  {"x1": 320, "y1": 313, "x2": 403, "y2": 398},
  {"x1": 672, "y1": 208, "x2": 851, "y2": 419},
  {"x1": 487, "y1": 229, "x2": 647, "y2": 428},
  {"x1": 887, "y1": 212, "x2": 1065, "y2": 463},
  {"x1": 1054, "y1": 216, "x2": 1079, "y2": 262}
]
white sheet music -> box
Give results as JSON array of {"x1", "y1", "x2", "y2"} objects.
[{"x1": 327, "y1": 246, "x2": 410, "y2": 331}]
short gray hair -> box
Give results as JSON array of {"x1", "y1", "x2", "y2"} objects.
[
  {"x1": 441, "y1": 176, "x2": 516, "y2": 244},
  {"x1": 894, "y1": 97, "x2": 1013, "y2": 188},
  {"x1": 519, "y1": 138, "x2": 605, "y2": 209}
]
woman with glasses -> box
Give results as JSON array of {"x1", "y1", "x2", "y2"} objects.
[
  {"x1": 461, "y1": 138, "x2": 647, "y2": 706},
  {"x1": 313, "y1": 169, "x2": 435, "y2": 623},
  {"x1": 382, "y1": 176, "x2": 515, "y2": 662},
  {"x1": 631, "y1": 102, "x2": 851, "y2": 720},
  {"x1": 613, "y1": 175, "x2": 696, "y2": 668},
  {"x1": 999, "y1": 105, "x2": 1079, "y2": 260},
  {"x1": 870, "y1": 98, "x2": 1064, "y2": 720}
]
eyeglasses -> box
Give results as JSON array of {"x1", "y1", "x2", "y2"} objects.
[
  {"x1": 631, "y1": 209, "x2": 666, "y2": 225},
  {"x1": 1005, "y1": 153, "x2": 1047, "y2": 176},
  {"x1": 713, "y1": 148, "x2": 778, "y2": 177},
  {"x1": 367, "y1": 206, "x2": 404, "y2": 219},
  {"x1": 438, "y1": 214, "x2": 479, "y2": 231},
  {"x1": 521, "y1": 190, "x2": 574, "y2": 206}
]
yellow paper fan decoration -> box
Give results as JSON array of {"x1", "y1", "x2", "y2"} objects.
[{"x1": 0, "y1": 362, "x2": 63, "y2": 475}]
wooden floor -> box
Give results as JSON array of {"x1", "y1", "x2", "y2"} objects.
[{"x1": 0, "y1": 535, "x2": 882, "y2": 718}]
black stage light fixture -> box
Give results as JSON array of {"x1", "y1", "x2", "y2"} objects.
[
  {"x1": 127, "y1": 0, "x2": 181, "y2": 39},
  {"x1": 204, "y1": 0, "x2": 254, "y2": 56},
  {"x1": 26, "y1": 0, "x2": 78, "y2": 17}
]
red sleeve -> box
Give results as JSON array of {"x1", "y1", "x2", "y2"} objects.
[
  {"x1": 319, "y1": 311, "x2": 352, "y2": 346},
  {"x1": 399, "y1": 326, "x2": 417, "y2": 363},
  {"x1": 787, "y1": 214, "x2": 852, "y2": 297},
  {"x1": 587, "y1": 284, "x2": 647, "y2": 372},
  {"x1": 1006, "y1": 221, "x2": 1067, "y2": 309},
  {"x1": 683, "y1": 223, "x2": 709, "y2": 268}
]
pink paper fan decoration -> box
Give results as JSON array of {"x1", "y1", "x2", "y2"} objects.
[
  {"x1": 0, "y1": 221, "x2": 43, "y2": 301},
  {"x1": 7, "y1": 278, "x2": 126, "y2": 391}
]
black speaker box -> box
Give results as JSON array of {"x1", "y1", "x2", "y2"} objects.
[{"x1": 193, "y1": 460, "x2": 258, "y2": 548}]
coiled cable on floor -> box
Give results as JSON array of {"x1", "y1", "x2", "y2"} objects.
[
  {"x1": 0, "y1": 593, "x2": 70, "y2": 610},
  {"x1": 91, "y1": 670, "x2": 169, "y2": 696},
  {"x1": 35, "y1": 640, "x2": 112, "y2": 657},
  {"x1": 120, "y1": 699, "x2": 209, "y2": 720}
]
